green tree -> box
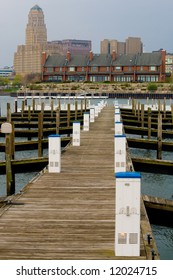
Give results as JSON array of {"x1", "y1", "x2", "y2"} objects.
[
  {"x1": 147, "y1": 83, "x2": 158, "y2": 91},
  {"x1": 12, "y1": 74, "x2": 22, "y2": 87}
]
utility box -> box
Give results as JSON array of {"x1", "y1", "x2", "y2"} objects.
[
  {"x1": 115, "y1": 122, "x2": 123, "y2": 135},
  {"x1": 73, "y1": 121, "x2": 80, "y2": 146},
  {"x1": 115, "y1": 172, "x2": 141, "y2": 256},
  {"x1": 83, "y1": 112, "x2": 90, "y2": 131},
  {"x1": 114, "y1": 135, "x2": 126, "y2": 172},
  {"x1": 48, "y1": 134, "x2": 61, "y2": 173},
  {"x1": 90, "y1": 108, "x2": 95, "y2": 122}
]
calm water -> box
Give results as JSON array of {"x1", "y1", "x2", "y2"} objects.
[{"x1": 0, "y1": 96, "x2": 173, "y2": 259}]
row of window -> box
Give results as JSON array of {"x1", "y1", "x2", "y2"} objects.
[
  {"x1": 47, "y1": 75, "x2": 159, "y2": 82},
  {"x1": 46, "y1": 66, "x2": 158, "y2": 73}
]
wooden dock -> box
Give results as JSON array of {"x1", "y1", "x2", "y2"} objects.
[{"x1": 0, "y1": 105, "x2": 158, "y2": 260}]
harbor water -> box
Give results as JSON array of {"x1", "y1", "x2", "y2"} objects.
[{"x1": 0, "y1": 95, "x2": 173, "y2": 259}]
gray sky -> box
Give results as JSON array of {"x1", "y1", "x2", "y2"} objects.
[{"x1": 0, "y1": 0, "x2": 172, "y2": 67}]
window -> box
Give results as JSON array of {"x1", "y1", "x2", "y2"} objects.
[
  {"x1": 69, "y1": 67, "x2": 75, "y2": 72},
  {"x1": 150, "y1": 66, "x2": 156, "y2": 71},
  {"x1": 91, "y1": 66, "x2": 98, "y2": 72},
  {"x1": 47, "y1": 67, "x2": 53, "y2": 72},
  {"x1": 129, "y1": 233, "x2": 138, "y2": 244},
  {"x1": 118, "y1": 233, "x2": 127, "y2": 244},
  {"x1": 115, "y1": 66, "x2": 121, "y2": 71}
]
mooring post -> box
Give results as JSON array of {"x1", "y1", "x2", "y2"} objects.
[
  {"x1": 14, "y1": 99, "x2": 18, "y2": 113},
  {"x1": 84, "y1": 97, "x2": 87, "y2": 111},
  {"x1": 1, "y1": 122, "x2": 14, "y2": 196},
  {"x1": 137, "y1": 102, "x2": 140, "y2": 122},
  {"x1": 148, "y1": 107, "x2": 151, "y2": 139},
  {"x1": 56, "y1": 109, "x2": 60, "y2": 134},
  {"x1": 7, "y1": 103, "x2": 11, "y2": 122},
  {"x1": 141, "y1": 104, "x2": 144, "y2": 138},
  {"x1": 157, "y1": 113, "x2": 162, "y2": 160},
  {"x1": 51, "y1": 99, "x2": 54, "y2": 118},
  {"x1": 163, "y1": 97, "x2": 166, "y2": 119},
  {"x1": 67, "y1": 103, "x2": 71, "y2": 127},
  {"x1": 132, "y1": 98, "x2": 135, "y2": 113},
  {"x1": 158, "y1": 100, "x2": 161, "y2": 115},
  {"x1": 171, "y1": 104, "x2": 173, "y2": 125},
  {"x1": 32, "y1": 98, "x2": 35, "y2": 113},
  {"x1": 22, "y1": 100, "x2": 25, "y2": 118},
  {"x1": 80, "y1": 100, "x2": 83, "y2": 116},
  {"x1": 38, "y1": 112, "x2": 43, "y2": 157},
  {"x1": 41, "y1": 102, "x2": 44, "y2": 116},
  {"x1": 75, "y1": 100, "x2": 78, "y2": 120}
]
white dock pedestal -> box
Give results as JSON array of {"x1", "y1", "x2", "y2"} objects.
[
  {"x1": 90, "y1": 108, "x2": 95, "y2": 122},
  {"x1": 115, "y1": 122, "x2": 123, "y2": 135},
  {"x1": 83, "y1": 112, "x2": 90, "y2": 131},
  {"x1": 48, "y1": 134, "x2": 61, "y2": 173},
  {"x1": 73, "y1": 121, "x2": 80, "y2": 146},
  {"x1": 115, "y1": 172, "x2": 141, "y2": 257},
  {"x1": 115, "y1": 113, "x2": 121, "y2": 122},
  {"x1": 114, "y1": 134, "x2": 126, "y2": 172}
]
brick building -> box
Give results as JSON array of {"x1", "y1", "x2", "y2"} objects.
[{"x1": 42, "y1": 50, "x2": 166, "y2": 83}]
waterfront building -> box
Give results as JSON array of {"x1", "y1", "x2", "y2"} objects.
[
  {"x1": 0, "y1": 67, "x2": 14, "y2": 77},
  {"x1": 100, "y1": 37, "x2": 142, "y2": 55},
  {"x1": 42, "y1": 50, "x2": 166, "y2": 83},
  {"x1": 14, "y1": 5, "x2": 92, "y2": 75},
  {"x1": 165, "y1": 53, "x2": 173, "y2": 74}
]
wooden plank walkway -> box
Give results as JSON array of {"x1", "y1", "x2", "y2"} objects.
[{"x1": 0, "y1": 106, "x2": 157, "y2": 260}]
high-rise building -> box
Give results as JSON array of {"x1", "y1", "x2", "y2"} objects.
[
  {"x1": 14, "y1": 5, "x2": 92, "y2": 75},
  {"x1": 25, "y1": 5, "x2": 47, "y2": 46},
  {"x1": 14, "y1": 5, "x2": 47, "y2": 75},
  {"x1": 100, "y1": 37, "x2": 142, "y2": 55},
  {"x1": 125, "y1": 37, "x2": 143, "y2": 54}
]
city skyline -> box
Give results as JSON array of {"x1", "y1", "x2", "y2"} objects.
[{"x1": 0, "y1": 0, "x2": 173, "y2": 67}]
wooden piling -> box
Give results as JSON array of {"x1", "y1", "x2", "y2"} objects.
[
  {"x1": 14, "y1": 99, "x2": 18, "y2": 113},
  {"x1": 32, "y1": 98, "x2": 35, "y2": 113},
  {"x1": 148, "y1": 107, "x2": 151, "y2": 139},
  {"x1": 22, "y1": 101, "x2": 25, "y2": 118},
  {"x1": 163, "y1": 97, "x2": 166, "y2": 119},
  {"x1": 137, "y1": 102, "x2": 140, "y2": 121},
  {"x1": 157, "y1": 113, "x2": 162, "y2": 160},
  {"x1": 51, "y1": 100, "x2": 54, "y2": 118},
  {"x1": 38, "y1": 112, "x2": 43, "y2": 157},
  {"x1": 67, "y1": 103, "x2": 71, "y2": 127},
  {"x1": 75, "y1": 101, "x2": 78, "y2": 120},
  {"x1": 7, "y1": 103, "x2": 11, "y2": 122},
  {"x1": 56, "y1": 109, "x2": 60, "y2": 134},
  {"x1": 171, "y1": 104, "x2": 173, "y2": 125}
]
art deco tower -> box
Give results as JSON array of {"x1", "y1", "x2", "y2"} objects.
[
  {"x1": 25, "y1": 5, "x2": 47, "y2": 46},
  {"x1": 14, "y1": 5, "x2": 47, "y2": 75}
]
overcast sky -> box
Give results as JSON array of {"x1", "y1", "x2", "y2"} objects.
[{"x1": 0, "y1": 0, "x2": 173, "y2": 67}]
